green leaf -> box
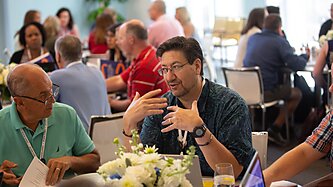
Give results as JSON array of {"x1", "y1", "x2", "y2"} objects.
[{"x1": 125, "y1": 158, "x2": 132, "y2": 167}]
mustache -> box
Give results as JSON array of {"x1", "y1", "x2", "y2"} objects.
[{"x1": 167, "y1": 80, "x2": 181, "y2": 85}]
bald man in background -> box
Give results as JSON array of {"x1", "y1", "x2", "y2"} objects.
[
  {"x1": 148, "y1": 0, "x2": 184, "y2": 48},
  {"x1": 0, "y1": 64, "x2": 100, "y2": 187},
  {"x1": 105, "y1": 19, "x2": 168, "y2": 112}
]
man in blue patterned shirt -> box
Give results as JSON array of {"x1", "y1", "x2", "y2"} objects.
[{"x1": 123, "y1": 36, "x2": 255, "y2": 179}]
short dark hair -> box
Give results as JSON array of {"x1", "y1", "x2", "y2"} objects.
[
  {"x1": 156, "y1": 36, "x2": 203, "y2": 75},
  {"x1": 126, "y1": 22, "x2": 148, "y2": 40},
  {"x1": 19, "y1": 22, "x2": 46, "y2": 47},
  {"x1": 56, "y1": 7, "x2": 74, "y2": 30},
  {"x1": 266, "y1": 6, "x2": 280, "y2": 14},
  {"x1": 263, "y1": 14, "x2": 281, "y2": 31},
  {"x1": 55, "y1": 35, "x2": 82, "y2": 63},
  {"x1": 23, "y1": 10, "x2": 40, "y2": 25}
]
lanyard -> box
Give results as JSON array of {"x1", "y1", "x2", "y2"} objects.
[
  {"x1": 27, "y1": 48, "x2": 44, "y2": 60},
  {"x1": 177, "y1": 79, "x2": 206, "y2": 150},
  {"x1": 177, "y1": 130, "x2": 188, "y2": 150},
  {"x1": 20, "y1": 118, "x2": 48, "y2": 162}
]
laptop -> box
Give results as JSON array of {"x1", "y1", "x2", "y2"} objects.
[
  {"x1": 162, "y1": 154, "x2": 203, "y2": 187},
  {"x1": 239, "y1": 151, "x2": 265, "y2": 187},
  {"x1": 35, "y1": 62, "x2": 58, "y2": 73}
]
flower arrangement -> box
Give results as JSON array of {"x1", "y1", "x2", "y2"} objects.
[
  {"x1": 0, "y1": 63, "x2": 16, "y2": 102},
  {"x1": 97, "y1": 130, "x2": 195, "y2": 187},
  {"x1": 319, "y1": 30, "x2": 333, "y2": 47}
]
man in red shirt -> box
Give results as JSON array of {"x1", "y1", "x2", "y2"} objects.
[{"x1": 105, "y1": 19, "x2": 168, "y2": 112}]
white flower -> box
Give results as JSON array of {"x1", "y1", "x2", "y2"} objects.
[
  {"x1": 99, "y1": 131, "x2": 195, "y2": 187},
  {"x1": 138, "y1": 153, "x2": 161, "y2": 165},
  {"x1": 119, "y1": 175, "x2": 144, "y2": 187},
  {"x1": 97, "y1": 158, "x2": 126, "y2": 177},
  {"x1": 122, "y1": 152, "x2": 140, "y2": 166},
  {"x1": 2, "y1": 68, "x2": 9, "y2": 86},
  {"x1": 0, "y1": 73, "x2": 4, "y2": 85},
  {"x1": 125, "y1": 165, "x2": 156, "y2": 187}
]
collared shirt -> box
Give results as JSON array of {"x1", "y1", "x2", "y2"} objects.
[
  {"x1": 148, "y1": 14, "x2": 184, "y2": 48},
  {"x1": 306, "y1": 110, "x2": 333, "y2": 169},
  {"x1": 243, "y1": 29, "x2": 308, "y2": 91},
  {"x1": 0, "y1": 102, "x2": 95, "y2": 186},
  {"x1": 120, "y1": 45, "x2": 168, "y2": 100},
  {"x1": 65, "y1": 60, "x2": 82, "y2": 68},
  {"x1": 140, "y1": 79, "x2": 255, "y2": 178},
  {"x1": 50, "y1": 62, "x2": 111, "y2": 131}
]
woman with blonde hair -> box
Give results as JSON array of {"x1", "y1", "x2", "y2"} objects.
[
  {"x1": 43, "y1": 16, "x2": 60, "y2": 60},
  {"x1": 175, "y1": 7, "x2": 199, "y2": 40},
  {"x1": 88, "y1": 13, "x2": 115, "y2": 54}
]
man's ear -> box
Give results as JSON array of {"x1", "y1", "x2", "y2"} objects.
[
  {"x1": 55, "y1": 52, "x2": 63, "y2": 69},
  {"x1": 194, "y1": 58, "x2": 202, "y2": 75},
  {"x1": 13, "y1": 97, "x2": 23, "y2": 107},
  {"x1": 128, "y1": 35, "x2": 135, "y2": 45}
]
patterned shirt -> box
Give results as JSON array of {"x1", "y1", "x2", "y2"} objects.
[
  {"x1": 306, "y1": 110, "x2": 333, "y2": 169},
  {"x1": 120, "y1": 45, "x2": 168, "y2": 100},
  {"x1": 140, "y1": 79, "x2": 255, "y2": 178}
]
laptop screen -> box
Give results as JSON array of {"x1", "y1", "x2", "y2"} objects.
[
  {"x1": 240, "y1": 151, "x2": 265, "y2": 187},
  {"x1": 35, "y1": 62, "x2": 58, "y2": 73}
]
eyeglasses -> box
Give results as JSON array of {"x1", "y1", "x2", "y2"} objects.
[
  {"x1": 158, "y1": 63, "x2": 189, "y2": 76},
  {"x1": 15, "y1": 84, "x2": 60, "y2": 106}
]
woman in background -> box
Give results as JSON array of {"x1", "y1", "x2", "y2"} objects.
[
  {"x1": 10, "y1": 22, "x2": 49, "y2": 64},
  {"x1": 56, "y1": 7, "x2": 80, "y2": 38},
  {"x1": 175, "y1": 7, "x2": 199, "y2": 40},
  {"x1": 88, "y1": 13, "x2": 114, "y2": 54},
  {"x1": 43, "y1": 16, "x2": 60, "y2": 61},
  {"x1": 234, "y1": 8, "x2": 266, "y2": 68},
  {"x1": 106, "y1": 23, "x2": 126, "y2": 64},
  {"x1": 14, "y1": 10, "x2": 41, "y2": 51}
]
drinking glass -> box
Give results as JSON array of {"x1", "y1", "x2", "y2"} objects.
[{"x1": 214, "y1": 163, "x2": 235, "y2": 187}]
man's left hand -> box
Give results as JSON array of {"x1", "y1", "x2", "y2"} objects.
[
  {"x1": 161, "y1": 100, "x2": 203, "y2": 132},
  {"x1": 46, "y1": 157, "x2": 71, "y2": 186}
]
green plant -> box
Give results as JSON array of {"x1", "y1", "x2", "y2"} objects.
[{"x1": 86, "y1": 0, "x2": 127, "y2": 22}]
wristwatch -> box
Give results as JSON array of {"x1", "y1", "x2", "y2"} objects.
[{"x1": 191, "y1": 124, "x2": 207, "y2": 138}]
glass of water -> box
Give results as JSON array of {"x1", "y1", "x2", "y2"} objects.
[{"x1": 214, "y1": 163, "x2": 235, "y2": 187}]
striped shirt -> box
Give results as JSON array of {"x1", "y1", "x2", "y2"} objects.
[
  {"x1": 120, "y1": 45, "x2": 168, "y2": 100},
  {"x1": 306, "y1": 110, "x2": 333, "y2": 169}
]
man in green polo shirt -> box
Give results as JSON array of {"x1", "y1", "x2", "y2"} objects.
[{"x1": 0, "y1": 64, "x2": 100, "y2": 186}]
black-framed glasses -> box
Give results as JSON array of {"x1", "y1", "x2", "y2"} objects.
[
  {"x1": 158, "y1": 63, "x2": 189, "y2": 76},
  {"x1": 15, "y1": 84, "x2": 60, "y2": 106}
]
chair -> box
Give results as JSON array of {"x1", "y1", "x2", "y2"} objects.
[
  {"x1": 252, "y1": 132, "x2": 268, "y2": 169},
  {"x1": 222, "y1": 67, "x2": 290, "y2": 141},
  {"x1": 89, "y1": 112, "x2": 124, "y2": 164},
  {"x1": 203, "y1": 55, "x2": 217, "y2": 82},
  {"x1": 212, "y1": 17, "x2": 246, "y2": 63}
]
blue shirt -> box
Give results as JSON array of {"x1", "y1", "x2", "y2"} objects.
[
  {"x1": 243, "y1": 29, "x2": 308, "y2": 91},
  {"x1": 0, "y1": 102, "x2": 95, "y2": 187},
  {"x1": 50, "y1": 62, "x2": 111, "y2": 131},
  {"x1": 140, "y1": 79, "x2": 255, "y2": 178}
]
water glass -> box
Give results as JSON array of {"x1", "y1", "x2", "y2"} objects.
[{"x1": 214, "y1": 163, "x2": 235, "y2": 187}]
